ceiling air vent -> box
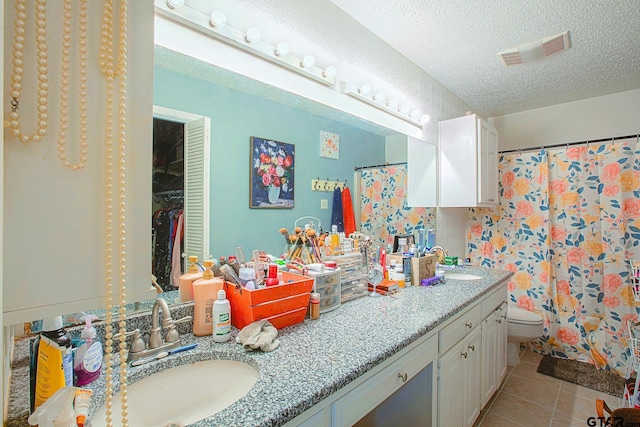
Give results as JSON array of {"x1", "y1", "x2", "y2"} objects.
[{"x1": 498, "y1": 31, "x2": 571, "y2": 66}]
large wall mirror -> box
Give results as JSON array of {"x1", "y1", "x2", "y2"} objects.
[
  {"x1": 146, "y1": 45, "x2": 437, "y2": 307},
  {"x1": 26, "y1": 44, "x2": 436, "y2": 330}
]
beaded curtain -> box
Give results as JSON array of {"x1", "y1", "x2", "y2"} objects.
[
  {"x1": 467, "y1": 138, "x2": 640, "y2": 375},
  {"x1": 359, "y1": 164, "x2": 436, "y2": 251}
]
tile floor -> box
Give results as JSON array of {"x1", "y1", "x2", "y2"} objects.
[{"x1": 474, "y1": 348, "x2": 624, "y2": 427}]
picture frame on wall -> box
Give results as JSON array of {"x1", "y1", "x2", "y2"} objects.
[
  {"x1": 249, "y1": 136, "x2": 295, "y2": 209},
  {"x1": 319, "y1": 130, "x2": 339, "y2": 159}
]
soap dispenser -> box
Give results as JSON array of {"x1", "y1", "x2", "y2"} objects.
[
  {"x1": 73, "y1": 314, "x2": 103, "y2": 386},
  {"x1": 193, "y1": 260, "x2": 224, "y2": 336},
  {"x1": 179, "y1": 255, "x2": 203, "y2": 302}
]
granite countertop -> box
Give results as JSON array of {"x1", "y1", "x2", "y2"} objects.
[{"x1": 8, "y1": 266, "x2": 513, "y2": 427}]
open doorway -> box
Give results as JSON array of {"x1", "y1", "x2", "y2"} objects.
[{"x1": 152, "y1": 106, "x2": 211, "y2": 291}]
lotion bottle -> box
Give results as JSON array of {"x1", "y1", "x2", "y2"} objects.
[
  {"x1": 212, "y1": 289, "x2": 231, "y2": 342},
  {"x1": 193, "y1": 260, "x2": 224, "y2": 336},
  {"x1": 32, "y1": 316, "x2": 73, "y2": 410},
  {"x1": 73, "y1": 315, "x2": 103, "y2": 386},
  {"x1": 179, "y1": 255, "x2": 203, "y2": 302}
]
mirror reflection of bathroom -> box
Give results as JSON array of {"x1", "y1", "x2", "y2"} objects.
[{"x1": 25, "y1": 47, "x2": 436, "y2": 334}]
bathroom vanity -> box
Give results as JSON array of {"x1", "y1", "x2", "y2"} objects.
[{"x1": 7, "y1": 266, "x2": 511, "y2": 427}]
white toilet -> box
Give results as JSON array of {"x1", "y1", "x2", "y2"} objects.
[{"x1": 507, "y1": 304, "x2": 544, "y2": 365}]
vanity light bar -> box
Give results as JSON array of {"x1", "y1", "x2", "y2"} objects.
[
  {"x1": 154, "y1": 0, "x2": 336, "y2": 86},
  {"x1": 345, "y1": 87, "x2": 423, "y2": 128}
]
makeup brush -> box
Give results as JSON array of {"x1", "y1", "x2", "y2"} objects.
[
  {"x1": 220, "y1": 263, "x2": 241, "y2": 284},
  {"x1": 279, "y1": 227, "x2": 290, "y2": 244}
]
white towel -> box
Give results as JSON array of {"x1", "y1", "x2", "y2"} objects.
[{"x1": 236, "y1": 320, "x2": 280, "y2": 352}]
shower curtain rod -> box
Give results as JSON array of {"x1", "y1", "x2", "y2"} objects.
[
  {"x1": 354, "y1": 161, "x2": 407, "y2": 171},
  {"x1": 499, "y1": 134, "x2": 639, "y2": 155}
]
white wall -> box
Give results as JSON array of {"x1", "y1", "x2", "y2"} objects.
[
  {"x1": 490, "y1": 89, "x2": 640, "y2": 151},
  {"x1": 1, "y1": 0, "x2": 5, "y2": 420}
]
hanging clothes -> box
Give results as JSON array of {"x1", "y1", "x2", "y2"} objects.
[
  {"x1": 152, "y1": 208, "x2": 172, "y2": 289},
  {"x1": 171, "y1": 210, "x2": 184, "y2": 288},
  {"x1": 152, "y1": 206, "x2": 183, "y2": 291},
  {"x1": 342, "y1": 186, "x2": 356, "y2": 237},
  {"x1": 331, "y1": 187, "x2": 344, "y2": 232}
]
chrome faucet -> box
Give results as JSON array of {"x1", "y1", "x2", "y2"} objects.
[
  {"x1": 428, "y1": 245, "x2": 448, "y2": 256},
  {"x1": 427, "y1": 245, "x2": 449, "y2": 263},
  {"x1": 122, "y1": 298, "x2": 193, "y2": 363}
]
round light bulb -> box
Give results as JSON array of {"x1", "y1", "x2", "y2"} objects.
[
  {"x1": 301, "y1": 55, "x2": 316, "y2": 68},
  {"x1": 410, "y1": 109, "x2": 421, "y2": 119},
  {"x1": 359, "y1": 84, "x2": 372, "y2": 96},
  {"x1": 275, "y1": 41, "x2": 290, "y2": 56},
  {"x1": 245, "y1": 27, "x2": 261, "y2": 43},
  {"x1": 400, "y1": 104, "x2": 411, "y2": 115},
  {"x1": 374, "y1": 91, "x2": 386, "y2": 103},
  {"x1": 323, "y1": 65, "x2": 337, "y2": 78},
  {"x1": 419, "y1": 114, "x2": 431, "y2": 124},
  {"x1": 388, "y1": 98, "x2": 399, "y2": 110},
  {"x1": 210, "y1": 10, "x2": 227, "y2": 28},
  {"x1": 166, "y1": 0, "x2": 184, "y2": 8}
]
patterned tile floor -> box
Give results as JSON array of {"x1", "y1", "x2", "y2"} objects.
[{"x1": 474, "y1": 348, "x2": 625, "y2": 427}]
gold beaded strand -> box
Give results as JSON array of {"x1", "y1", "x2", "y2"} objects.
[
  {"x1": 7, "y1": 0, "x2": 49, "y2": 143},
  {"x1": 100, "y1": 0, "x2": 129, "y2": 426},
  {"x1": 58, "y1": 0, "x2": 89, "y2": 170}
]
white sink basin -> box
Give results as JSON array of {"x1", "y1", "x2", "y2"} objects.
[
  {"x1": 90, "y1": 359, "x2": 258, "y2": 427},
  {"x1": 444, "y1": 272, "x2": 483, "y2": 281}
]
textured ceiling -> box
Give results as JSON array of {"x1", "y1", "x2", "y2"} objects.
[
  {"x1": 330, "y1": 0, "x2": 640, "y2": 116},
  {"x1": 179, "y1": 0, "x2": 639, "y2": 119}
]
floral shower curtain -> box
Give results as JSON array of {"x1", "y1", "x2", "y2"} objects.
[
  {"x1": 468, "y1": 137, "x2": 640, "y2": 375},
  {"x1": 359, "y1": 164, "x2": 436, "y2": 250}
]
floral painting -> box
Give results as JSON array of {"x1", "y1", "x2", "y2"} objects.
[
  {"x1": 320, "y1": 131, "x2": 339, "y2": 159},
  {"x1": 250, "y1": 137, "x2": 294, "y2": 209}
]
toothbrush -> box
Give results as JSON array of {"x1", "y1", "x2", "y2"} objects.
[{"x1": 130, "y1": 343, "x2": 198, "y2": 367}]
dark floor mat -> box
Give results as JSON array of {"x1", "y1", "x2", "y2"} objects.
[{"x1": 537, "y1": 355, "x2": 626, "y2": 398}]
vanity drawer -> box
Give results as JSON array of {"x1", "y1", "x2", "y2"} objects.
[
  {"x1": 439, "y1": 303, "x2": 482, "y2": 353},
  {"x1": 332, "y1": 333, "x2": 438, "y2": 426},
  {"x1": 481, "y1": 285, "x2": 507, "y2": 318}
]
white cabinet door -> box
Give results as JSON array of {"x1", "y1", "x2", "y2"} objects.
[
  {"x1": 481, "y1": 312, "x2": 498, "y2": 408},
  {"x1": 497, "y1": 303, "x2": 508, "y2": 384},
  {"x1": 464, "y1": 328, "x2": 482, "y2": 427},
  {"x1": 438, "y1": 340, "x2": 465, "y2": 427},
  {"x1": 407, "y1": 136, "x2": 437, "y2": 208},
  {"x1": 478, "y1": 120, "x2": 499, "y2": 205},
  {"x1": 439, "y1": 114, "x2": 498, "y2": 207},
  {"x1": 3, "y1": 1, "x2": 156, "y2": 324}
]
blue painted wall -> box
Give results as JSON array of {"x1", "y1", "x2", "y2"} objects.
[{"x1": 153, "y1": 65, "x2": 386, "y2": 258}]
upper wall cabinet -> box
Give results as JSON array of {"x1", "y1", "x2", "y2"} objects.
[
  {"x1": 407, "y1": 136, "x2": 438, "y2": 208},
  {"x1": 439, "y1": 114, "x2": 498, "y2": 207},
  {"x1": 3, "y1": 2, "x2": 156, "y2": 324}
]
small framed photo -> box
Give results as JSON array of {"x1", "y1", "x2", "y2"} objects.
[
  {"x1": 320, "y1": 131, "x2": 339, "y2": 159},
  {"x1": 249, "y1": 137, "x2": 295, "y2": 209}
]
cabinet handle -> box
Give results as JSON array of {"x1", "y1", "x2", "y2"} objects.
[
  {"x1": 461, "y1": 351, "x2": 468, "y2": 359},
  {"x1": 398, "y1": 372, "x2": 408, "y2": 383},
  {"x1": 468, "y1": 344, "x2": 475, "y2": 351},
  {"x1": 465, "y1": 322, "x2": 473, "y2": 329}
]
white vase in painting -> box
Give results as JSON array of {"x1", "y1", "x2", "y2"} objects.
[{"x1": 268, "y1": 185, "x2": 280, "y2": 204}]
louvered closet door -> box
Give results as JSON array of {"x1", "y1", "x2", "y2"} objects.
[{"x1": 184, "y1": 116, "x2": 211, "y2": 264}]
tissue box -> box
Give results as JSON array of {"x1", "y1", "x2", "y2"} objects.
[
  {"x1": 387, "y1": 253, "x2": 437, "y2": 286},
  {"x1": 224, "y1": 271, "x2": 314, "y2": 330}
]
